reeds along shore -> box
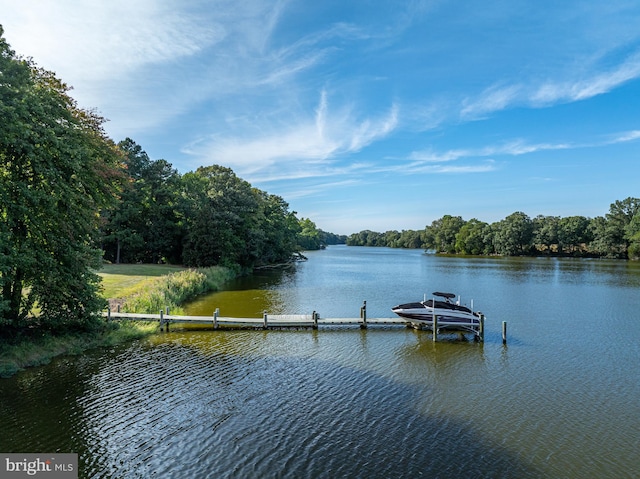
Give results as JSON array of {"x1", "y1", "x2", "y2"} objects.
[
  {"x1": 0, "y1": 265, "x2": 237, "y2": 378},
  {"x1": 114, "y1": 266, "x2": 237, "y2": 315}
]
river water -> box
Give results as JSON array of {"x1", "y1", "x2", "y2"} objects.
[{"x1": 1, "y1": 246, "x2": 639, "y2": 478}]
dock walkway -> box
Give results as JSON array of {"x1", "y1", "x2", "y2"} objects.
[{"x1": 102, "y1": 301, "x2": 488, "y2": 342}]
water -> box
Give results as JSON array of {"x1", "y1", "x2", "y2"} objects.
[{"x1": 1, "y1": 246, "x2": 639, "y2": 478}]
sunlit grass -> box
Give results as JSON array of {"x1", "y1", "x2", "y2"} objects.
[
  {"x1": 98, "y1": 264, "x2": 187, "y2": 299},
  {"x1": 115, "y1": 266, "x2": 237, "y2": 315},
  {"x1": 1, "y1": 264, "x2": 238, "y2": 377}
]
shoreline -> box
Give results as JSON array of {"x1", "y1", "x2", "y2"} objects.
[{"x1": 0, "y1": 264, "x2": 239, "y2": 378}]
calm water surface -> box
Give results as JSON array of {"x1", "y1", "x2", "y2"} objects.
[{"x1": 1, "y1": 246, "x2": 639, "y2": 478}]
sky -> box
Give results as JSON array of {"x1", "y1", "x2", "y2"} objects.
[{"x1": 1, "y1": 0, "x2": 639, "y2": 235}]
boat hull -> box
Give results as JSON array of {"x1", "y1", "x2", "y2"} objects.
[{"x1": 391, "y1": 302, "x2": 481, "y2": 328}]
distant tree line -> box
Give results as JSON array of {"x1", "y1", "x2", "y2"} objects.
[
  {"x1": 101, "y1": 139, "x2": 346, "y2": 268},
  {"x1": 346, "y1": 197, "x2": 640, "y2": 260}
]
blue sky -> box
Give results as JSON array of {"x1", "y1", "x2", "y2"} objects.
[{"x1": 2, "y1": 0, "x2": 639, "y2": 234}]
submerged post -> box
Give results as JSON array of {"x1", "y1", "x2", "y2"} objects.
[
  {"x1": 360, "y1": 301, "x2": 367, "y2": 329},
  {"x1": 502, "y1": 321, "x2": 507, "y2": 345},
  {"x1": 213, "y1": 308, "x2": 219, "y2": 330}
]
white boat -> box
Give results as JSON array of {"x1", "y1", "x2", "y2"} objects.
[{"x1": 391, "y1": 292, "x2": 482, "y2": 333}]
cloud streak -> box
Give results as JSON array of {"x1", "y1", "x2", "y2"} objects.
[
  {"x1": 185, "y1": 90, "x2": 398, "y2": 180},
  {"x1": 460, "y1": 49, "x2": 640, "y2": 120}
]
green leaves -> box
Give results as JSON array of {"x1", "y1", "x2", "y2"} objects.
[{"x1": 0, "y1": 28, "x2": 121, "y2": 334}]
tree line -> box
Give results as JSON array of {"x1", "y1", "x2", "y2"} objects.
[
  {"x1": 347, "y1": 198, "x2": 640, "y2": 260},
  {"x1": 0, "y1": 28, "x2": 341, "y2": 337},
  {"x1": 101, "y1": 138, "x2": 344, "y2": 268}
]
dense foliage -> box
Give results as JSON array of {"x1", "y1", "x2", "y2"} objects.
[
  {"x1": 101, "y1": 140, "x2": 346, "y2": 268},
  {"x1": 347, "y1": 198, "x2": 640, "y2": 260},
  {"x1": 0, "y1": 27, "x2": 123, "y2": 336},
  {"x1": 0, "y1": 29, "x2": 341, "y2": 339}
]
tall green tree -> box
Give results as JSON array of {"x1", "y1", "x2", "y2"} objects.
[
  {"x1": 0, "y1": 28, "x2": 122, "y2": 334},
  {"x1": 533, "y1": 215, "x2": 560, "y2": 253},
  {"x1": 625, "y1": 213, "x2": 640, "y2": 260},
  {"x1": 297, "y1": 218, "x2": 322, "y2": 250},
  {"x1": 102, "y1": 139, "x2": 183, "y2": 264},
  {"x1": 491, "y1": 212, "x2": 534, "y2": 256},
  {"x1": 588, "y1": 198, "x2": 640, "y2": 258},
  {"x1": 558, "y1": 216, "x2": 591, "y2": 254},
  {"x1": 242, "y1": 190, "x2": 300, "y2": 265},
  {"x1": 424, "y1": 215, "x2": 466, "y2": 253},
  {"x1": 455, "y1": 219, "x2": 489, "y2": 255},
  {"x1": 181, "y1": 165, "x2": 258, "y2": 267}
]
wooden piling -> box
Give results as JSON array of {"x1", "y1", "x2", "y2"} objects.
[
  {"x1": 433, "y1": 314, "x2": 438, "y2": 342},
  {"x1": 479, "y1": 314, "x2": 485, "y2": 342},
  {"x1": 160, "y1": 309, "x2": 165, "y2": 332},
  {"x1": 263, "y1": 311, "x2": 268, "y2": 330},
  {"x1": 502, "y1": 321, "x2": 507, "y2": 344},
  {"x1": 360, "y1": 301, "x2": 367, "y2": 329},
  {"x1": 313, "y1": 311, "x2": 318, "y2": 330},
  {"x1": 432, "y1": 297, "x2": 437, "y2": 342},
  {"x1": 213, "y1": 308, "x2": 219, "y2": 329}
]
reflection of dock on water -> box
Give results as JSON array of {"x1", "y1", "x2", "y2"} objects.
[{"x1": 103, "y1": 301, "x2": 494, "y2": 342}]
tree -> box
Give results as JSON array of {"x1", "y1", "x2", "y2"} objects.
[
  {"x1": 424, "y1": 215, "x2": 466, "y2": 253},
  {"x1": 297, "y1": 218, "x2": 322, "y2": 250},
  {"x1": 625, "y1": 213, "x2": 640, "y2": 260},
  {"x1": 0, "y1": 27, "x2": 122, "y2": 334},
  {"x1": 102, "y1": 139, "x2": 183, "y2": 264},
  {"x1": 491, "y1": 212, "x2": 534, "y2": 256},
  {"x1": 533, "y1": 215, "x2": 560, "y2": 254},
  {"x1": 587, "y1": 198, "x2": 640, "y2": 258},
  {"x1": 605, "y1": 197, "x2": 640, "y2": 258},
  {"x1": 558, "y1": 216, "x2": 591, "y2": 254},
  {"x1": 455, "y1": 219, "x2": 489, "y2": 255},
  {"x1": 181, "y1": 165, "x2": 259, "y2": 267},
  {"x1": 251, "y1": 191, "x2": 300, "y2": 264}
]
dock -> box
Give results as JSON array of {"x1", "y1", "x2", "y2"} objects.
[{"x1": 103, "y1": 301, "x2": 488, "y2": 342}]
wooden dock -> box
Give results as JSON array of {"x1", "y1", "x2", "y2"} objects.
[{"x1": 102, "y1": 301, "x2": 489, "y2": 342}]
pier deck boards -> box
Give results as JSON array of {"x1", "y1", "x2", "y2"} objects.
[
  {"x1": 102, "y1": 311, "x2": 407, "y2": 328},
  {"x1": 101, "y1": 309, "x2": 487, "y2": 342}
]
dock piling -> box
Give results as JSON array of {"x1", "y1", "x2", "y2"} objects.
[
  {"x1": 502, "y1": 321, "x2": 507, "y2": 344},
  {"x1": 432, "y1": 297, "x2": 437, "y2": 342},
  {"x1": 263, "y1": 311, "x2": 268, "y2": 330},
  {"x1": 213, "y1": 308, "x2": 219, "y2": 329},
  {"x1": 313, "y1": 311, "x2": 318, "y2": 329},
  {"x1": 360, "y1": 301, "x2": 367, "y2": 329}
]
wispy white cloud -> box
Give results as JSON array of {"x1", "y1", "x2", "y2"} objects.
[
  {"x1": 608, "y1": 130, "x2": 640, "y2": 144},
  {"x1": 410, "y1": 161, "x2": 497, "y2": 174},
  {"x1": 459, "y1": 49, "x2": 640, "y2": 120},
  {"x1": 184, "y1": 91, "x2": 398, "y2": 180},
  {"x1": 1, "y1": 0, "x2": 221, "y2": 81},
  {"x1": 461, "y1": 84, "x2": 522, "y2": 120},
  {"x1": 409, "y1": 139, "x2": 572, "y2": 163},
  {"x1": 532, "y1": 51, "x2": 640, "y2": 105}
]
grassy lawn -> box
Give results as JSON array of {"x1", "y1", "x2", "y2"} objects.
[{"x1": 98, "y1": 264, "x2": 188, "y2": 299}]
